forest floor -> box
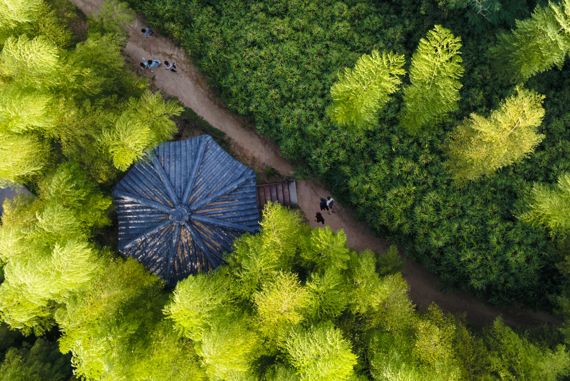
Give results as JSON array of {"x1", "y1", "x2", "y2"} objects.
[{"x1": 70, "y1": 0, "x2": 559, "y2": 328}]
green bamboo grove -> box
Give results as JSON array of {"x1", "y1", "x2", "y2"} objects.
[{"x1": 1, "y1": 0, "x2": 570, "y2": 379}]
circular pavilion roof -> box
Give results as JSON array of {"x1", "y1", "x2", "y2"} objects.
[{"x1": 112, "y1": 135, "x2": 259, "y2": 285}]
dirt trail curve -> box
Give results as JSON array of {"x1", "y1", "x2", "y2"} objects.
[{"x1": 71, "y1": 0, "x2": 558, "y2": 327}]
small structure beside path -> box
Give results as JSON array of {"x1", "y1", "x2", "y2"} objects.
[
  {"x1": 113, "y1": 135, "x2": 259, "y2": 286},
  {"x1": 256, "y1": 180, "x2": 298, "y2": 210}
]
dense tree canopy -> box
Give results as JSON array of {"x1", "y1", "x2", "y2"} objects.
[
  {"x1": 1, "y1": 0, "x2": 570, "y2": 379},
  {"x1": 164, "y1": 203, "x2": 570, "y2": 381},
  {"x1": 0, "y1": 163, "x2": 109, "y2": 334},
  {"x1": 400, "y1": 25, "x2": 464, "y2": 133},
  {"x1": 0, "y1": 0, "x2": 180, "y2": 185},
  {"x1": 328, "y1": 50, "x2": 405, "y2": 129},
  {"x1": 495, "y1": 0, "x2": 570, "y2": 82},
  {"x1": 0, "y1": 324, "x2": 72, "y2": 381},
  {"x1": 127, "y1": 0, "x2": 570, "y2": 307},
  {"x1": 521, "y1": 172, "x2": 570, "y2": 235},
  {"x1": 447, "y1": 87, "x2": 545, "y2": 181}
]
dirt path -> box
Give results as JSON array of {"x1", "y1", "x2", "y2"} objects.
[{"x1": 70, "y1": 0, "x2": 559, "y2": 327}]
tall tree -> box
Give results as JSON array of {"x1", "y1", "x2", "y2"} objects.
[
  {"x1": 483, "y1": 319, "x2": 570, "y2": 380},
  {"x1": 165, "y1": 270, "x2": 262, "y2": 379},
  {"x1": 0, "y1": 35, "x2": 60, "y2": 89},
  {"x1": 400, "y1": 25, "x2": 464, "y2": 133},
  {"x1": 494, "y1": 0, "x2": 570, "y2": 82},
  {"x1": 0, "y1": 0, "x2": 69, "y2": 47},
  {"x1": 285, "y1": 324, "x2": 358, "y2": 381},
  {"x1": 0, "y1": 2, "x2": 180, "y2": 184},
  {"x1": 0, "y1": 163, "x2": 109, "y2": 334},
  {"x1": 57, "y1": 258, "x2": 206, "y2": 381},
  {"x1": 227, "y1": 202, "x2": 306, "y2": 300},
  {"x1": 328, "y1": 50, "x2": 405, "y2": 129},
  {"x1": 0, "y1": 338, "x2": 72, "y2": 381},
  {"x1": 520, "y1": 172, "x2": 570, "y2": 235},
  {"x1": 0, "y1": 132, "x2": 50, "y2": 184},
  {"x1": 99, "y1": 90, "x2": 183, "y2": 171},
  {"x1": 254, "y1": 271, "x2": 312, "y2": 342},
  {"x1": 446, "y1": 88, "x2": 545, "y2": 181}
]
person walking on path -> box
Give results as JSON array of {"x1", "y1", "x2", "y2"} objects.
[
  {"x1": 141, "y1": 58, "x2": 161, "y2": 73},
  {"x1": 319, "y1": 198, "x2": 329, "y2": 214},
  {"x1": 327, "y1": 196, "x2": 335, "y2": 213},
  {"x1": 141, "y1": 27, "x2": 153, "y2": 38},
  {"x1": 315, "y1": 212, "x2": 325, "y2": 225},
  {"x1": 164, "y1": 60, "x2": 177, "y2": 73}
]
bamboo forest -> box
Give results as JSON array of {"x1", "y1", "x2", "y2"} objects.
[{"x1": 1, "y1": 0, "x2": 570, "y2": 380}]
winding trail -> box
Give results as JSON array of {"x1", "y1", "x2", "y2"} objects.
[{"x1": 71, "y1": 0, "x2": 558, "y2": 327}]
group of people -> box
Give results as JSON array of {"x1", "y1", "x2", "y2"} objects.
[
  {"x1": 315, "y1": 196, "x2": 334, "y2": 225},
  {"x1": 139, "y1": 27, "x2": 177, "y2": 73},
  {"x1": 140, "y1": 59, "x2": 177, "y2": 72},
  {"x1": 140, "y1": 25, "x2": 332, "y2": 227}
]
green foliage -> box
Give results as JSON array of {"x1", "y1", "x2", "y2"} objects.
[
  {"x1": 0, "y1": 0, "x2": 45, "y2": 39},
  {"x1": 285, "y1": 324, "x2": 358, "y2": 381},
  {"x1": 413, "y1": 307, "x2": 461, "y2": 375},
  {"x1": 0, "y1": 338, "x2": 72, "y2": 381},
  {"x1": 37, "y1": 162, "x2": 111, "y2": 230},
  {"x1": 167, "y1": 278, "x2": 261, "y2": 379},
  {"x1": 60, "y1": 33, "x2": 142, "y2": 101},
  {"x1": 165, "y1": 269, "x2": 235, "y2": 342},
  {"x1": 328, "y1": 50, "x2": 405, "y2": 129},
  {"x1": 0, "y1": 87, "x2": 55, "y2": 134},
  {"x1": 483, "y1": 319, "x2": 570, "y2": 380},
  {"x1": 0, "y1": 0, "x2": 70, "y2": 47},
  {"x1": 0, "y1": 1, "x2": 178, "y2": 184},
  {"x1": 0, "y1": 35, "x2": 59, "y2": 88},
  {"x1": 91, "y1": 0, "x2": 135, "y2": 38},
  {"x1": 0, "y1": 1, "x2": 567, "y2": 379},
  {"x1": 447, "y1": 88, "x2": 545, "y2": 181},
  {"x1": 400, "y1": 25, "x2": 464, "y2": 133},
  {"x1": 306, "y1": 268, "x2": 350, "y2": 321},
  {"x1": 368, "y1": 307, "x2": 464, "y2": 381},
  {"x1": 165, "y1": 268, "x2": 261, "y2": 379},
  {"x1": 521, "y1": 172, "x2": 570, "y2": 236},
  {"x1": 197, "y1": 314, "x2": 261, "y2": 380},
  {"x1": 377, "y1": 244, "x2": 403, "y2": 275},
  {"x1": 0, "y1": 162, "x2": 109, "y2": 334},
  {"x1": 369, "y1": 308, "x2": 570, "y2": 381},
  {"x1": 495, "y1": 0, "x2": 570, "y2": 82},
  {"x1": 57, "y1": 257, "x2": 206, "y2": 381},
  {"x1": 263, "y1": 364, "x2": 300, "y2": 381},
  {"x1": 301, "y1": 226, "x2": 350, "y2": 271},
  {"x1": 123, "y1": 0, "x2": 570, "y2": 306},
  {"x1": 254, "y1": 271, "x2": 312, "y2": 341},
  {"x1": 0, "y1": 131, "x2": 50, "y2": 184},
  {"x1": 348, "y1": 250, "x2": 415, "y2": 331},
  {"x1": 229, "y1": 202, "x2": 307, "y2": 299},
  {"x1": 100, "y1": 90, "x2": 182, "y2": 170},
  {"x1": 438, "y1": 0, "x2": 500, "y2": 12},
  {"x1": 165, "y1": 205, "x2": 570, "y2": 380},
  {"x1": 166, "y1": 205, "x2": 429, "y2": 380}
]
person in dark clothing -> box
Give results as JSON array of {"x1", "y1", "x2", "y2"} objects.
[
  {"x1": 141, "y1": 27, "x2": 153, "y2": 38},
  {"x1": 327, "y1": 196, "x2": 335, "y2": 213},
  {"x1": 320, "y1": 198, "x2": 329, "y2": 213},
  {"x1": 164, "y1": 60, "x2": 177, "y2": 72},
  {"x1": 147, "y1": 59, "x2": 161, "y2": 69},
  {"x1": 140, "y1": 58, "x2": 161, "y2": 73},
  {"x1": 315, "y1": 212, "x2": 325, "y2": 225}
]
